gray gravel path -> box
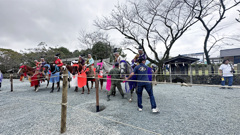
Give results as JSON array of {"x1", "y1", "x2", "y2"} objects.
[{"x1": 0, "y1": 79, "x2": 239, "y2": 135}]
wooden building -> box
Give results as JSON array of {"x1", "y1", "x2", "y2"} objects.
[{"x1": 164, "y1": 55, "x2": 199, "y2": 83}]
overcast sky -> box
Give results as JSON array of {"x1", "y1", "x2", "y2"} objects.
[{"x1": 0, "y1": 0, "x2": 239, "y2": 61}]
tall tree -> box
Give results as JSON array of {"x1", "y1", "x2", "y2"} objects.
[
  {"x1": 72, "y1": 50, "x2": 81, "y2": 57},
  {"x1": 94, "y1": 0, "x2": 198, "y2": 69},
  {"x1": 184, "y1": 0, "x2": 240, "y2": 64},
  {"x1": 0, "y1": 48, "x2": 23, "y2": 73},
  {"x1": 237, "y1": 10, "x2": 240, "y2": 22},
  {"x1": 21, "y1": 43, "x2": 73, "y2": 66},
  {"x1": 92, "y1": 41, "x2": 112, "y2": 60},
  {"x1": 78, "y1": 30, "x2": 110, "y2": 50}
]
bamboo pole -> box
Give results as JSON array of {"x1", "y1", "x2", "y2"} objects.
[
  {"x1": 95, "y1": 73, "x2": 100, "y2": 112},
  {"x1": 10, "y1": 74, "x2": 13, "y2": 92},
  {"x1": 60, "y1": 69, "x2": 68, "y2": 133},
  {"x1": 169, "y1": 65, "x2": 172, "y2": 83},
  {"x1": 190, "y1": 64, "x2": 193, "y2": 84}
]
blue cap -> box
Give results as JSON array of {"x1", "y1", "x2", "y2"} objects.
[
  {"x1": 115, "y1": 62, "x2": 119, "y2": 67},
  {"x1": 138, "y1": 58, "x2": 145, "y2": 63}
]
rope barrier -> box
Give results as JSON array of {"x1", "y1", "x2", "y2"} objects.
[
  {"x1": 14, "y1": 69, "x2": 240, "y2": 89},
  {"x1": 14, "y1": 71, "x2": 240, "y2": 76},
  {"x1": 2, "y1": 93, "x2": 162, "y2": 135},
  {"x1": 13, "y1": 72, "x2": 240, "y2": 89},
  {"x1": 13, "y1": 73, "x2": 239, "y2": 80},
  {"x1": 16, "y1": 75, "x2": 240, "y2": 89}
]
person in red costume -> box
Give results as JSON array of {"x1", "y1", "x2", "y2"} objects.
[
  {"x1": 34, "y1": 60, "x2": 41, "y2": 70},
  {"x1": 54, "y1": 53, "x2": 63, "y2": 67}
]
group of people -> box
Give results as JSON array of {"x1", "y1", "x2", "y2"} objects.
[
  {"x1": 107, "y1": 46, "x2": 235, "y2": 113},
  {"x1": 4, "y1": 45, "x2": 236, "y2": 113},
  {"x1": 71, "y1": 54, "x2": 95, "y2": 77},
  {"x1": 33, "y1": 54, "x2": 63, "y2": 71},
  {"x1": 108, "y1": 46, "x2": 159, "y2": 113}
]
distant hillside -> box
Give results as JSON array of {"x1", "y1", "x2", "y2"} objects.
[{"x1": 0, "y1": 48, "x2": 23, "y2": 73}]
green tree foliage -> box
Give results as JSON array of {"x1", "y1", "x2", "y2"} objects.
[
  {"x1": 72, "y1": 50, "x2": 81, "y2": 57},
  {"x1": 92, "y1": 41, "x2": 112, "y2": 60},
  {"x1": 0, "y1": 41, "x2": 126, "y2": 73},
  {"x1": 79, "y1": 48, "x2": 92, "y2": 58},
  {"x1": 50, "y1": 47, "x2": 72, "y2": 59},
  {"x1": 21, "y1": 44, "x2": 73, "y2": 66},
  {"x1": 0, "y1": 48, "x2": 23, "y2": 73}
]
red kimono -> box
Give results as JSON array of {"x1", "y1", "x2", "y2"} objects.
[{"x1": 54, "y1": 58, "x2": 63, "y2": 67}]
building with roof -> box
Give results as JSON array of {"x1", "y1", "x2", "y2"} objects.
[
  {"x1": 182, "y1": 52, "x2": 204, "y2": 63},
  {"x1": 220, "y1": 48, "x2": 240, "y2": 64},
  {"x1": 209, "y1": 57, "x2": 222, "y2": 64},
  {"x1": 164, "y1": 55, "x2": 199, "y2": 83},
  {"x1": 164, "y1": 55, "x2": 199, "y2": 75}
]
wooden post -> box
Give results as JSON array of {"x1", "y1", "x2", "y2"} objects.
[
  {"x1": 10, "y1": 74, "x2": 13, "y2": 92},
  {"x1": 163, "y1": 66, "x2": 166, "y2": 82},
  {"x1": 202, "y1": 66, "x2": 205, "y2": 75},
  {"x1": 214, "y1": 65, "x2": 219, "y2": 75},
  {"x1": 195, "y1": 65, "x2": 199, "y2": 75},
  {"x1": 207, "y1": 65, "x2": 211, "y2": 75},
  {"x1": 169, "y1": 64, "x2": 172, "y2": 83},
  {"x1": 237, "y1": 64, "x2": 240, "y2": 73},
  {"x1": 95, "y1": 73, "x2": 100, "y2": 112},
  {"x1": 60, "y1": 69, "x2": 68, "y2": 133},
  {"x1": 190, "y1": 64, "x2": 193, "y2": 84}
]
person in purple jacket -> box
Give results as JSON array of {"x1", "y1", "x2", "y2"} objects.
[{"x1": 78, "y1": 55, "x2": 85, "y2": 66}]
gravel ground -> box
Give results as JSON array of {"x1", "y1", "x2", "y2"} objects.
[{"x1": 0, "y1": 79, "x2": 240, "y2": 135}]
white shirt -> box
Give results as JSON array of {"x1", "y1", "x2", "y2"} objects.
[{"x1": 219, "y1": 64, "x2": 233, "y2": 77}]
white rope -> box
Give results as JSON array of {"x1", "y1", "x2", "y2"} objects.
[
  {"x1": 12, "y1": 71, "x2": 240, "y2": 89},
  {"x1": 61, "y1": 102, "x2": 68, "y2": 106}
]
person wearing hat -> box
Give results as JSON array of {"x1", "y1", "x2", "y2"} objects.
[
  {"x1": 40, "y1": 57, "x2": 46, "y2": 67},
  {"x1": 78, "y1": 55, "x2": 85, "y2": 66},
  {"x1": 131, "y1": 45, "x2": 147, "y2": 67},
  {"x1": 125, "y1": 58, "x2": 159, "y2": 113},
  {"x1": 85, "y1": 54, "x2": 95, "y2": 77},
  {"x1": 54, "y1": 53, "x2": 63, "y2": 67},
  {"x1": 107, "y1": 62, "x2": 124, "y2": 101},
  {"x1": 38, "y1": 57, "x2": 47, "y2": 73},
  {"x1": 34, "y1": 60, "x2": 41, "y2": 70},
  {"x1": 86, "y1": 54, "x2": 94, "y2": 67},
  {"x1": 137, "y1": 45, "x2": 147, "y2": 62},
  {"x1": 113, "y1": 48, "x2": 123, "y2": 64}
]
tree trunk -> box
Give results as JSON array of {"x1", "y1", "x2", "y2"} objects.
[
  {"x1": 156, "y1": 61, "x2": 164, "y2": 82},
  {"x1": 204, "y1": 31, "x2": 211, "y2": 65}
]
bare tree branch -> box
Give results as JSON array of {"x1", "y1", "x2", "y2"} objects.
[
  {"x1": 95, "y1": 0, "x2": 200, "y2": 67},
  {"x1": 185, "y1": 0, "x2": 240, "y2": 64},
  {"x1": 236, "y1": 10, "x2": 240, "y2": 22},
  {"x1": 78, "y1": 30, "x2": 110, "y2": 50}
]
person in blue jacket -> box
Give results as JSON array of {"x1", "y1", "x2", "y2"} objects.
[{"x1": 125, "y1": 58, "x2": 159, "y2": 113}]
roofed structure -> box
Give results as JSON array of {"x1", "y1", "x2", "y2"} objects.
[{"x1": 164, "y1": 55, "x2": 199, "y2": 64}]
